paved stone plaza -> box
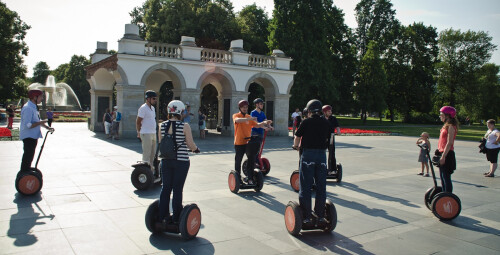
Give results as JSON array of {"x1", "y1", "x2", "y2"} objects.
[{"x1": 1, "y1": 122, "x2": 499, "y2": 255}]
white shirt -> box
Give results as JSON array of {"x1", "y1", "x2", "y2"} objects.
[
  {"x1": 138, "y1": 103, "x2": 156, "y2": 134},
  {"x1": 486, "y1": 129, "x2": 500, "y2": 149},
  {"x1": 291, "y1": 112, "x2": 299, "y2": 119}
]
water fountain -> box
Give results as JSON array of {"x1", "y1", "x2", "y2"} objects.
[{"x1": 28, "y1": 75, "x2": 82, "y2": 111}]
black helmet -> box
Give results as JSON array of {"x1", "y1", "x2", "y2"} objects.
[
  {"x1": 253, "y1": 98, "x2": 264, "y2": 105},
  {"x1": 306, "y1": 99, "x2": 322, "y2": 113},
  {"x1": 145, "y1": 90, "x2": 157, "y2": 99}
]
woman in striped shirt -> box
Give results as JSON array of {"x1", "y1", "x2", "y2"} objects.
[{"x1": 158, "y1": 100, "x2": 200, "y2": 224}]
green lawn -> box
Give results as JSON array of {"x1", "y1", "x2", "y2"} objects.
[{"x1": 338, "y1": 116, "x2": 486, "y2": 142}]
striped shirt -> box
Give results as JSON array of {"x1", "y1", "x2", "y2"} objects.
[{"x1": 161, "y1": 120, "x2": 189, "y2": 161}]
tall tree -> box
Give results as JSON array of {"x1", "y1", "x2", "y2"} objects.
[
  {"x1": 355, "y1": 41, "x2": 388, "y2": 123},
  {"x1": 52, "y1": 55, "x2": 91, "y2": 109},
  {"x1": 32, "y1": 61, "x2": 51, "y2": 84},
  {"x1": 236, "y1": 4, "x2": 270, "y2": 55},
  {"x1": 268, "y1": 0, "x2": 338, "y2": 111},
  {"x1": 0, "y1": 2, "x2": 30, "y2": 102},
  {"x1": 472, "y1": 63, "x2": 500, "y2": 121},
  {"x1": 435, "y1": 29, "x2": 497, "y2": 107}
]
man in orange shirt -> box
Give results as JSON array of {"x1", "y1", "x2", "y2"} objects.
[{"x1": 233, "y1": 100, "x2": 272, "y2": 184}]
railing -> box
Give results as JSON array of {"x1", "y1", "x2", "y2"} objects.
[
  {"x1": 248, "y1": 55, "x2": 276, "y2": 69},
  {"x1": 145, "y1": 43, "x2": 181, "y2": 59},
  {"x1": 201, "y1": 49, "x2": 232, "y2": 64}
]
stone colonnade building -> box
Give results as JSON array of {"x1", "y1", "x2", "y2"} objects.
[{"x1": 85, "y1": 24, "x2": 296, "y2": 138}]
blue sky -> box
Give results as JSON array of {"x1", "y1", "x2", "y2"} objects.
[{"x1": 4, "y1": 0, "x2": 499, "y2": 76}]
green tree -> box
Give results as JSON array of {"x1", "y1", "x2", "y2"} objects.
[
  {"x1": 355, "y1": 41, "x2": 388, "y2": 123},
  {"x1": 470, "y1": 63, "x2": 500, "y2": 121},
  {"x1": 32, "y1": 61, "x2": 51, "y2": 84},
  {"x1": 52, "y1": 55, "x2": 91, "y2": 109},
  {"x1": 0, "y1": 2, "x2": 30, "y2": 102},
  {"x1": 435, "y1": 29, "x2": 497, "y2": 107},
  {"x1": 268, "y1": 0, "x2": 338, "y2": 112},
  {"x1": 236, "y1": 4, "x2": 270, "y2": 54},
  {"x1": 385, "y1": 23, "x2": 438, "y2": 122}
]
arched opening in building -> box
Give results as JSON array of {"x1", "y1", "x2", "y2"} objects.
[
  {"x1": 159, "y1": 81, "x2": 174, "y2": 121},
  {"x1": 200, "y1": 84, "x2": 219, "y2": 130}
]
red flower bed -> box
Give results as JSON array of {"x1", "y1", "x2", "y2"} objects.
[
  {"x1": 0, "y1": 128, "x2": 12, "y2": 137},
  {"x1": 288, "y1": 127, "x2": 389, "y2": 134}
]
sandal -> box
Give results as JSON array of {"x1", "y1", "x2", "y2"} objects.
[
  {"x1": 484, "y1": 172, "x2": 490, "y2": 175},
  {"x1": 424, "y1": 173, "x2": 429, "y2": 177},
  {"x1": 485, "y1": 174, "x2": 495, "y2": 178},
  {"x1": 417, "y1": 173, "x2": 423, "y2": 175}
]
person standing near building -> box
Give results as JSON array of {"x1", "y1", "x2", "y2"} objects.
[
  {"x1": 103, "y1": 108, "x2": 112, "y2": 139},
  {"x1": 291, "y1": 108, "x2": 300, "y2": 136},
  {"x1": 292, "y1": 99, "x2": 330, "y2": 225},
  {"x1": 322, "y1": 105, "x2": 341, "y2": 173},
  {"x1": 136, "y1": 90, "x2": 158, "y2": 169},
  {"x1": 19, "y1": 90, "x2": 54, "y2": 172},
  {"x1": 182, "y1": 103, "x2": 193, "y2": 125},
  {"x1": 6, "y1": 104, "x2": 15, "y2": 129},
  {"x1": 112, "y1": 106, "x2": 121, "y2": 140}
]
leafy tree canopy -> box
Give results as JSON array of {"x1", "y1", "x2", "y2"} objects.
[{"x1": 32, "y1": 61, "x2": 51, "y2": 84}]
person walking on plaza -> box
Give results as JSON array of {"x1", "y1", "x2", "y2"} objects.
[
  {"x1": 322, "y1": 105, "x2": 341, "y2": 174},
  {"x1": 112, "y1": 106, "x2": 122, "y2": 140},
  {"x1": 483, "y1": 119, "x2": 500, "y2": 177},
  {"x1": 291, "y1": 108, "x2": 300, "y2": 136},
  {"x1": 19, "y1": 90, "x2": 54, "y2": 172},
  {"x1": 233, "y1": 100, "x2": 271, "y2": 184},
  {"x1": 292, "y1": 99, "x2": 330, "y2": 225},
  {"x1": 437, "y1": 106, "x2": 458, "y2": 192},
  {"x1": 158, "y1": 100, "x2": 200, "y2": 225},
  {"x1": 198, "y1": 108, "x2": 206, "y2": 139},
  {"x1": 136, "y1": 90, "x2": 158, "y2": 170},
  {"x1": 103, "y1": 108, "x2": 112, "y2": 139},
  {"x1": 416, "y1": 132, "x2": 431, "y2": 176},
  {"x1": 6, "y1": 104, "x2": 15, "y2": 129},
  {"x1": 46, "y1": 108, "x2": 54, "y2": 127}
]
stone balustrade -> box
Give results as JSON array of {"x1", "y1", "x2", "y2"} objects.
[
  {"x1": 248, "y1": 55, "x2": 276, "y2": 68},
  {"x1": 144, "y1": 42, "x2": 182, "y2": 59},
  {"x1": 201, "y1": 49, "x2": 232, "y2": 64}
]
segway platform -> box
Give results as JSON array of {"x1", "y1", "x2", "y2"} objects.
[{"x1": 145, "y1": 200, "x2": 201, "y2": 240}]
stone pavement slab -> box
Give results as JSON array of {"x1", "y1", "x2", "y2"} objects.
[{"x1": 0, "y1": 122, "x2": 499, "y2": 255}]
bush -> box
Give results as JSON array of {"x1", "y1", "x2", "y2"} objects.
[{"x1": 406, "y1": 112, "x2": 441, "y2": 124}]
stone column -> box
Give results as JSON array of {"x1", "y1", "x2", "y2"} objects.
[
  {"x1": 179, "y1": 89, "x2": 201, "y2": 137},
  {"x1": 115, "y1": 84, "x2": 145, "y2": 138},
  {"x1": 273, "y1": 94, "x2": 291, "y2": 136},
  {"x1": 89, "y1": 89, "x2": 113, "y2": 132}
]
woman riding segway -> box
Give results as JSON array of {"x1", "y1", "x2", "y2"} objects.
[{"x1": 145, "y1": 100, "x2": 202, "y2": 239}]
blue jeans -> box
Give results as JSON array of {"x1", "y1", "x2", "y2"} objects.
[
  {"x1": 299, "y1": 149, "x2": 327, "y2": 219},
  {"x1": 439, "y1": 167, "x2": 453, "y2": 192},
  {"x1": 159, "y1": 159, "x2": 190, "y2": 222}
]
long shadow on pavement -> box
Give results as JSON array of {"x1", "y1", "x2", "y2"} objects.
[
  {"x1": 444, "y1": 215, "x2": 500, "y2": 235},
  {"x1": 340, "y1": 182, "x2": 419, "y2": 208},
  {"x1": 149, "y1": 235, "x2": 214, "y2": 255},
  {"x1": 293, "y1": 231, "x2": 375, "y2": 255},
  {"x1": 8, "y1": 193, "x2": 55, "y2": 247}
]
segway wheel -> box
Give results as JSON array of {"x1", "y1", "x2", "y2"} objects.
[
  {"x1": 228, "y1": 171, "x2": 240, "y2": 193},
  {"x1": 336, "y1": 164, "x2": 342, "y2": 183},
  {"x1": 254, "y1": 171, "x2": 264, "y2": 192},
  {"x1": 179, "y1": 204, "x2": 202, "y2": 240},
  {"x1": 284, "y1": 201, "x2": 302, "y2": 236},
  {"x1": 131, "y1": 166, "x2": 154, "y2": 190},
  {"x1": 431, "y1": 192, "x2": 461, "y2": 221},
  {"x1": 145, "y1": 200, "x2": 162, "y2": 234},
  {"x1": 242, "y1": 160, "x2": 249, "y2": 177},
  {"x1": 290, "y1": 170, "x2": 300, "y2": 192},
  {"x1": 424, "y1": 186, "x2": 442, "y2": 210},
  {"x1": 261, "y1": 158, "x2": 271, "y2": 176},
  {"x1": 324, "y1": 200, "x2": 337, "y2": 232},
  {"x1": 16, "y1": 171, "x2": 43, "y2": 196}
]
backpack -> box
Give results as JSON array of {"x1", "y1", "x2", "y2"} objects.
[
  {"x1": 115, "y1": 112, "x2": 122, "y2": 121},
  {"x1": 159, "y1": 121, "x2": 181, "y2": 159}
]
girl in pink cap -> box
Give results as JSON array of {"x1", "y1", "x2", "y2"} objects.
[{"x1": 437, "y1": 106, "x2": 458, "y2": 192}]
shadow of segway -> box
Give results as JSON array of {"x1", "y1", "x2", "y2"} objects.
[{"x1": 149, "y1": 235, "x2": 214, "y2": 254}]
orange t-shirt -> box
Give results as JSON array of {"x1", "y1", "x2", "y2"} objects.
[{"x1": 233, "y1": 112, "x2": 257, "y2": 145}]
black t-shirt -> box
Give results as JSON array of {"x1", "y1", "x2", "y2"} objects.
[
  {"x1": 323, "y1": 115, "x2": 339, "y2": 133},
  {"x1": 295, "y1": 114, "x2": 330, "y2": 149},
  {"x1": 6, "y1": 108, "x2": 14, "y2": 117}
]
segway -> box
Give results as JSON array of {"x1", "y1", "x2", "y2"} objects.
[
  {"x1": 284, "y1": 199, "x2": 337, "y2": 236},
  {"x1": 145, "y1": 200, "x2": 201, "y2": 240},
  {"x1": 16, "y1": 130, "x2": 53, "y2": 196},
  {"x1": 131, "y1": 144, "x2": 162, "y2": 190},
  {"x1": 242, "y1": 130, "x2": 271, "y2": 176},
  {"x1": 420, "y1": 144, "x2": 461, "y2": 221},
  {"x1": 326, "y1": 133, "x2": 342, "y2": 183},
  {"x1": 228, "y1": 169, "x2": 264, "y2": 194}
]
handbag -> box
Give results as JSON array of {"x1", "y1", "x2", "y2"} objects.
[{"x1": 479, "y1": 130, "x2": 492, "y2": 154}]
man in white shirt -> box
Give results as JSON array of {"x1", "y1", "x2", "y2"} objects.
[{"x1": 136, "y1": 90, "x2": 158, "y2": 168}]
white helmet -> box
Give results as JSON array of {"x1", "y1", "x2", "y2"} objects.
[{"x1": 167, "y1": 100, "x2": 185, "y2": 115}]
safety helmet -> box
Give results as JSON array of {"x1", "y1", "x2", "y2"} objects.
[
  {"x1": 303, "y1": 108, "x2": 308, "y2": 116},
  {"x1": 167, "y1": 100, "x2": 185, "y2": 115},
  {"x1": 145, "y1": 90, "x2": 158, "y2": 99},
  {"x1": 28, "y1": 89, "x2": 43, "y2": 99},
  {"x1": 238, "y1": 100, "x2": 249, "y2": 109},
  {"x1": 322, "y1": 105, "x2": 332, "y2": 113},
  {"x1": 440, "y1": 106, "x2": 456, "y2": 118},
  {"x1": 306, "y1": 99, "x2": 322, "y2": 113},
  {"x1": 253, "y1": 98, "x2": 264, "y2": 105}
]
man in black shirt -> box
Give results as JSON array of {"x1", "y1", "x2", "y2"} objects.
[
  {"x1": 322, "y1": 105, "x2": 341, "y2": 173},
  {"x1": 292, "y1": 99, "x2": 330, "y2": 225}
]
